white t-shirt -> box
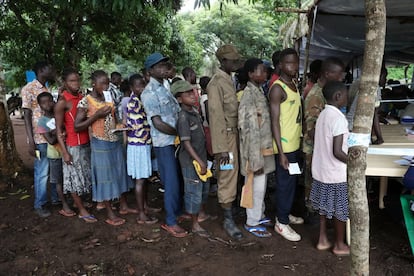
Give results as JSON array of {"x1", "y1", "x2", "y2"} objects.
[
  {"x1": 200, "y1": 94, "x2": 209, "y2": 127},
  {"x1": 312, "y1": 104, "x2": 349, "y2": 183}
]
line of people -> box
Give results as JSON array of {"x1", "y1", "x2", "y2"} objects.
[{"x1": 22, "y1": 46, "x2": 351, "y2": 256}]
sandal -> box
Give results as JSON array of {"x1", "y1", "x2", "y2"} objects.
[
  {"x1": 59, "y1": 209, "x2": 77, "y2": 217},
  {"x1": 137, "y1": 216, "x2": 158, "y2": 225},
  {"x1": 259, "y1": 217, "x2": 273, "y2": 227},
  {"x1": 244, "y1": 224, "x2": 272, "y2": 238},
  {"x1": 197, "y1": 213, "x2": 211, "y2": 223},
  {"x1": 145, "y1": 206, "x2": 162, "y2": 213},
  {"x1": 105, "y1": 218, "x2": 126, "y2": 226},
  {"x1": 119, "y1": 208, "x2": 139, "y2": 215},
  {"x1": 78, "y1": 214, "x2": 98, "y2": 223},
  {"x1": 161, "y1": 224, "x2": 188, "y2": 238}
]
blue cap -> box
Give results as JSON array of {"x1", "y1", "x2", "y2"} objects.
[
  {"x1": 144, "y1": 52, "x2": 169, "y2": 70},
  {"x1": 262, "y1": 60, "x2": 273, "y2": 69}
]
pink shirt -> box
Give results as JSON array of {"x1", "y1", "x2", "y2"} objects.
[{"x1": 312, "y1": 105, "x2": 348, "y2": 183}]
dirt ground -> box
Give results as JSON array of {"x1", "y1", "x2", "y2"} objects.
[{"x1": 1, "y1": 113, "x2": 414, "y2": 275}]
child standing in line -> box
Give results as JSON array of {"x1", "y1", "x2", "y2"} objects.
[
  {"x1": 268, "y1": 48, "x2": 304, "y2": 242},
  {"x1": 172, "y1": 80, "x2": 211, "y2": 238},
  {"x1": 311, "y1": 81, "x2": 349, "y2": 256},
  {"x1": 75, "y1": 70, "x2": 133, "y2": 226},
  {"x1": 238, "y1": 58, "x2": 275, "y2": 238},
  {"x1": 55, "y1": 68, "x2": 96, "y2": 223},
  {"x1": 36, "y1": 92, "x2": 73, "y2": 216},
  {"x1": 126, "y1": 74, "x2": 158, "y2": 224},
  {"x1": 119, "y1": 79, "x2": 132, "y2": 123}
]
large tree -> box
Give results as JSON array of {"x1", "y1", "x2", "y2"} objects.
[
  {"x1": 0, "y1": 0, "x2": 190, "y2": 183},
  {"x1": 348, "y1": 0, "x2": 386, "y2": 275},
  {"x1": 179, "y1": 0, "x2": 291, "y2": 74},
  {"x1": 0, "y1": 0, "x2": 195, "y2": 87},
  {"x1": 0, "y1": 65, "x2": 22, "y2": 182}
]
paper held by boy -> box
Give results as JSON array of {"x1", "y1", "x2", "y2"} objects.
[{"x1": 288, "y1": 162, "x2": 301, "y2": 175}]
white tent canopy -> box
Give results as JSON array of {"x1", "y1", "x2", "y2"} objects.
[{"x1": 303, "y1": 0, "x2": 414, "y2": 66}]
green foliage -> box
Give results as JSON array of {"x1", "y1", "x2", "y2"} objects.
[
  {"x1": 387, "y1": 65, "x2": 414, "y2": 83},
  {"x1": 180, "y1": 0, "x2": 290, "y2": 75},
  {"x1": 0, "y1": 0, "x2": 186, "y2": 88},
  {"x1": 0, "y1": 0, "x2": 298, "y2": 88}
]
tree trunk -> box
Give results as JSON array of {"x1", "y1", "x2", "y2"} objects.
[
  {"x1": 348, "y1": 0, "x2": 386, "y2": 275},
  {"x1": 0, "y1": 66, "x2": 23, "y2": 187}
]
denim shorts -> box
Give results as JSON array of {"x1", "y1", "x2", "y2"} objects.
[
  {"x1": 49, "y1": 158, "x2": 63, "y2": 184},
  {"x1": 182, "y1": 166, "x2": 210, "y2": 214}
]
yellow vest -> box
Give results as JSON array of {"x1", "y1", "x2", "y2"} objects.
[{"x1": 272, "y1": 79, "x2": 302, "y2": 153}]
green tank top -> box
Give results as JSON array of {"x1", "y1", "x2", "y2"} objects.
[{"x1": 272, "y1": 79, "x2": 302, "y2": 153}]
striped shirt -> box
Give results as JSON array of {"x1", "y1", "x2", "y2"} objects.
[{"x1": 126, "y1": 94, "x2": 151, "y2": 145}]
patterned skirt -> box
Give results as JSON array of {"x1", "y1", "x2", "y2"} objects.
[
  {"x1": 127, "y1": 144, "x2": 152, "y2": 180},
  {"x1": 90, "y1": 137, "x2": 132, "y2": 201},
  {"x1": 310, "y1": 179, "x2": 349, "y2": 222},
  {"x1": 63, "y1": 143, "x2": 92, "y2": 195}
]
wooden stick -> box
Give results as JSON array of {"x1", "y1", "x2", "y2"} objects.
[{"x1": 274, "y1": 7, "x2": 309, "y2": 13}]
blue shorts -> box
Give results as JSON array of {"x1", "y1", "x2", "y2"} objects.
[{"x1": 182, "y1": 166, "x2": 210, "y2": 214}]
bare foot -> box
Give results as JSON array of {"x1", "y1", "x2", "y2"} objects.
[
  {"x1": 119, "y1": 207, "x2": 139, "y2": 215},
  {"x1": 105, "y1": 216, "x2": 125, "y2": 226},
  {"x1": 333, "y1": 244, "x2": 350, "y2": 256},
  {"x1": 316, "y1": 241, "x2": 332, "y2": 251}
]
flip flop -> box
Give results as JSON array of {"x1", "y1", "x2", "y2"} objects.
[
  {"x1": 145, "y1": 206, "x2": 162, "y2": 213},
  {"x1": 197, "y1": 213, "x2": 211, "y2": 223},
  {"x1": 193, "y1": 229, "x2": 210, "y2": 238},
  {"x1": 161, "y1": 224, "x2": 188, "y2": 238},
  {"x1": 137, "y1": 216, "x2": 158, "y2": 225},
  {"x1": 78, "y1": 214, "x2": 97, "y2": 223},
  {"x1": 119, "y1": 208, "x2": 139, "y2": 215},
  {"x1": 59, "y1": 209, "x2": 76, "y2": 217},
  {"x1": 259, "y1": 217, "x2": 273, "y2": 227},
  {"x1": 105, "y1": 218, "x2": 126, "y2": 226},
  {"x1": 244, "y1": 224, "x2": 272, "y2": 238}
]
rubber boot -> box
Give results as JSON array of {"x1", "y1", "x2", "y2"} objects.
[{"x1": 223, "y1": 207, "x2": 243, "y2": 240}]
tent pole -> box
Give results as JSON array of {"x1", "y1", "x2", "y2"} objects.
[{"x1": 302, "y1": 6, "x2": 316, "y2": 90}]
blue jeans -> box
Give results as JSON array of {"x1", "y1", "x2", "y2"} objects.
[
  {"x1": 274, "y1": 150, "x2": 300, "y2": 224},
  {"x1": 182, "y1": 166, "x2": 210, "y2": 214},
  {"x1": 154, "y1": 145, "x2": 182, "y2": 226},
  {"x1": 49, "y1": 158, "x2": 62, "y2": 203},
  {"x1": 34, "y1": 143, "x2": 49, "y2": 209}
]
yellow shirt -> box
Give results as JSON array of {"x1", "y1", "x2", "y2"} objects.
[{"x1": 272, "y1": 79, "x2": 302, "y2": 154}]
